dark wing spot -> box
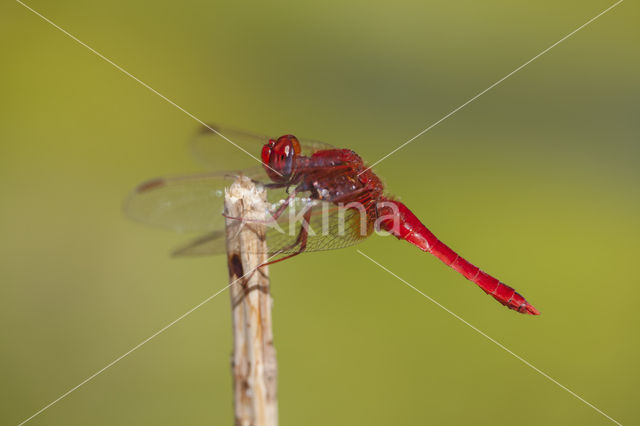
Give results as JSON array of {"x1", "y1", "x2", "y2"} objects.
[
  {"x1": 137, "y1": 178, "x2": 165, "y2": 193},
  {"x1": 199, "y1": 124, "x2": 221, "y2": 135}
]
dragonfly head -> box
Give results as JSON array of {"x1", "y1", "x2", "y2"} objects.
[{"x1": 262, "y1": 134, "x2": 301, "y2": 183}]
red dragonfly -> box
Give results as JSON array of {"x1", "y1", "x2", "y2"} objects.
[{"x1": 126, "y1": 125, "x2": 540, "y2": 315}]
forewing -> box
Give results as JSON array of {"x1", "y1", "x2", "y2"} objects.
[
  {"x1": 191, "y1": 124, "x2": 335, "y2": 170},
  {"x1": 125, "y1": 170, "x2": 262, "y2": 233},
  {"x1": 173, "y1": 197, "x2": 375, "y2": 258},
  {"x1": 297, "y1": 137, "x2": 335, "y2": 156}
]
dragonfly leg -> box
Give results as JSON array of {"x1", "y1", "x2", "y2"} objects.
[
  {"x1": 262, "y1": 207, "x2": 312, "y2": 266},
  {"x1": 223, "y1": 186, "x2": 302, "y2": 224},
  {"x1": 263, "y1": 182, "x2": 288, "y2": 189}
]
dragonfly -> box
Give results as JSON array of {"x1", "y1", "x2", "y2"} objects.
[{"x1": 125, "y1": 125, "x2": 540, "y2": 315}]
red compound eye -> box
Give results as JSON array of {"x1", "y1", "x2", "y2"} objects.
[
  {"x1": 262, "y1": 135, "x2": 300, "y2": 183},
  {"x1": 261, "y1": 139, "x2": 275, "y2": 166}
]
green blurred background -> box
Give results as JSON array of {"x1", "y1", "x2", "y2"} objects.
[{"x1": 1, "y1": 0, "x2": 638, "y2": 425}]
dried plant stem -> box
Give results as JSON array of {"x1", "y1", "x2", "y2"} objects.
[{"x1": 225, "y1": 176, "x2": 278, "y2": 426}]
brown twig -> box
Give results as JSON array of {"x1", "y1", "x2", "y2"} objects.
[{"x1": 225, "y1": 176, "x2": 278, "y2": 426}]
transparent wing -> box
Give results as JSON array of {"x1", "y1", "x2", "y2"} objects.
[
  {"x1": 172, "y1": 230, "x2": 227, "y2": 256},
  {"x1": 124, "y1": 169, "x2": 265, "y2": 233},
  {"x1": 173, "y1": 198, "x2": 376, "y2": 259},
  {"x1": 191, "y1": 124, "x2": 335, "y2": 170},
  {"x1": 265, "y1": 198, "x2": 376, "y2": 259}
]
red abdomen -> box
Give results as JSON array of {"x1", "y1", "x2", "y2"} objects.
[{"x1": 378, "y1": 199, "x2": 539, "y2": 315}]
